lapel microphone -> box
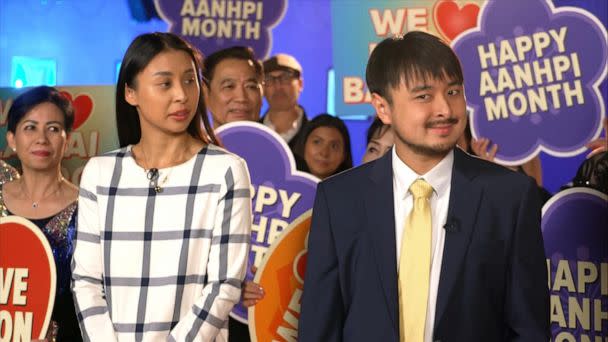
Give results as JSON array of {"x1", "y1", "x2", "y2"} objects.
[
  {"x1": 443, "y1": 218, "x2": 460, "y2": 233},
  {"x1": 147, "y1": 168, "x2": 159, "y2": 181}
]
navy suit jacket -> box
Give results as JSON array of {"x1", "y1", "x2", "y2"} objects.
[{"x1": 299, "y1": 148, "x2": 549, "y2": 342}]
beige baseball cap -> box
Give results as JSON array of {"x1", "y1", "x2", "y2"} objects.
[{"x1": 263, "y1": 53, "x2": 302, "y2": 76}]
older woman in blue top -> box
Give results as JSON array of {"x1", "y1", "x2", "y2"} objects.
[{"x1": 2, "y1": 85, "x2": 81, "y2": 341}]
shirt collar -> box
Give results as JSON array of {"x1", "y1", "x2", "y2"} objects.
[
  {"x1": 392, "y1": 148, "x2": 454, "y2": 200},
  {"x1": 263, "y1": 106, "x2": 304, "y2": 139}
]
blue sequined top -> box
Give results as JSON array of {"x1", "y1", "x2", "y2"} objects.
[
  {"x1": 0, "y1": 185, "x2": 82, "y2": 341},
  {"x1": 0, "y1": 160, "x2": 19, "y2": 185}
]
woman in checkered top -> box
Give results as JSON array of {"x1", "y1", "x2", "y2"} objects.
[{"x1": 72, "y1": 33, "x2": 252, "y2": 342}]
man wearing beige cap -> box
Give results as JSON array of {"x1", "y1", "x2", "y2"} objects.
[{"x1": 261, "y1": 53, "x2": 308, "y2": 155}]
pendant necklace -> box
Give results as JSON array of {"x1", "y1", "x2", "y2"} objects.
[{"x1": 22, "y1": 177, "x2": 64, "y2": 209}]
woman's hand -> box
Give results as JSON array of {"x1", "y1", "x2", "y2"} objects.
[
  {"x1": 242, "y1": 280, "x2": 265, "y2": 307},
  {"x1": 242, "y1": 265, "x2": 265, "y2": 307},
  {"x1": 471, "y1": 138, "x2": 498, "y2": 162}
]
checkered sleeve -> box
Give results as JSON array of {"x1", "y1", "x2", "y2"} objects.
[
  {"x1": 169, "y1": 156, "x2": 252, "y2": 341},
  {"x1": 71, "y1": 157, "x2": 119, "y2": 342}
]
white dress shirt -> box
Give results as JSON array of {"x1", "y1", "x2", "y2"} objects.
[
  {"x1": 262, "y1": 106, "x2": 304, "y2": 143},
  {"x1": 392, "y1": 148, "x2": 454, "y2": 342}
]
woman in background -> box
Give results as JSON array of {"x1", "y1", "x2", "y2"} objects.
[
  {"x1": 296, "y1": 113, "x2": 353, "y2": 180},
  {"x1": 239, "y1": 114, "x2": 354, "y2": 334},
  {"x1": 72, "y1": 32, "x2": 251, "y2": 341},
  {"x1": 1, "y1": 86, "x2": 81, "y2": 341},
  {"x1": 362, "y1": 116, "x2": 394, "y2": 163}
]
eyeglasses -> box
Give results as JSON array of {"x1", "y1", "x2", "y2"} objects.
[{"x1": 264, "y1": 72, "x2": 297, "y2": 86}]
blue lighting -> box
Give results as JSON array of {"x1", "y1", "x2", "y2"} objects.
[
  {"x1": 326, "y1": 68, "x2": 335, "y2": 115},
  {"x1": 115, "y1": 61, "x2": 122, "y2": 83},
  {"x1": 326, "y1": 68, "x2": 368, "y2": 120},
  {"x1": 11, "y1": 56, "x2": 57, "y2": 88}
]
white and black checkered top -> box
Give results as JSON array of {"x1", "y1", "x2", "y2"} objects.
[{"x1": 72, "y1": 144, "x2": 252, "y2": 342}]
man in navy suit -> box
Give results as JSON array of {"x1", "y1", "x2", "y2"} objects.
[{"x1": 299, "y1": 31, "x2": 549, "y2": 342}]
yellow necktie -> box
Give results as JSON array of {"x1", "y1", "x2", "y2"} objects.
[{"x1": 399, "y1": 179, "x2": 433, "y2": 342}]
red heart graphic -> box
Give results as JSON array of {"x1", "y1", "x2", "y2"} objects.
[
  {"x1": 434, "y1": 0, "x2": 480, "y2": 42},
  {"x1": 59, "y1": 91, "x2": 93, "y2": 130}
]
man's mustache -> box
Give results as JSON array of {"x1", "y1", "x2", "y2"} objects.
[{"x1": 426, "y1": 117, "x2": 458, "y2": 128}]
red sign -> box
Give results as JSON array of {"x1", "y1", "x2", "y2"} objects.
[
  {"x1": 59, "y1": 91, "x2": 94, "y2": 130},
  {"x1": 0, "y1": 216, "x2": 56, "y2": 341},
  {"x1": 248, "y1": 211, "x2": 311, "y2": 341}
]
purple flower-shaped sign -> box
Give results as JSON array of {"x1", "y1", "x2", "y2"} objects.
[
  {"x1": 154, "y1": 0, "x2": 287, "y2": 59},
  {"x1": 542, "y1": 188, "x2": 607, "y2": 339},
  {"x1": 453, "y1": 0, "x2": 607, "y2": 165},
  {"x1": 216, "y1": 122, "x2": 318, "y2": 323}
]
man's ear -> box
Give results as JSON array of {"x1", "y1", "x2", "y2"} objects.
[
  {"x1": 371, "y1": 93, "x2": 392, "y2": 125},
  {"x1": 125, "y1": 84, "x2": 138, "y2": 106}
]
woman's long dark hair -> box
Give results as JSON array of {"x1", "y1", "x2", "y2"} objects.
[
  {"x1": 296, "y1": 113, "x2": 353, "y2": 176},
  {"x1": 115, "y1": 32, "x2": 217, "y2": 147}
]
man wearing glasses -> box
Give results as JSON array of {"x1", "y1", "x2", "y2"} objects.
[{"x1": 261, "y1": 54, "x2": 308, "y2": 155}]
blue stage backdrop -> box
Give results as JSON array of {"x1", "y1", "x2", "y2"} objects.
[{"x1": 0, "y1": 0, "x2": 605, "y2": 194}]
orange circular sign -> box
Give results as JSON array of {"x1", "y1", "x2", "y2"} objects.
[
  {"x1": 0, "y1": 216, "x2": 56, "y2": 340},
  {"x1": 248, "y1": 211, "x2": 311, "y2": 341}
]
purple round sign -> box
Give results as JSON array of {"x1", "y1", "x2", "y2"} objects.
[
  {"x1": 542, "y1": 187, "x2": 607, "y2": 340},
  {"x1": 155, "y1": 0, "x2": 287, "y2": 59},
  {"x1": 216, "y1": 122, "x2": 318, "y2": 323},
  {"x1": 452, "y1": 0, "x2": 607, "y2": 165}
]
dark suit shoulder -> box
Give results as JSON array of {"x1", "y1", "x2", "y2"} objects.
[
  {"x1": 319, "y1": 158, "x2": 377, "y2": 193},
  {"x1": 456, "y1": 149, "x2": 536, "y2": 192}
]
